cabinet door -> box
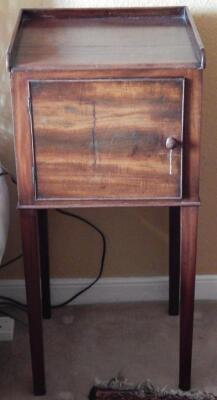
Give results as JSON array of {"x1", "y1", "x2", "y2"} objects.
[{"x1": 30, "y1": 78, "x2": 184, "y2": 200}]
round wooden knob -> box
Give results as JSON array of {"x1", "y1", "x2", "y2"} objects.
[{"x1": 166, "y1": 137, "x2": 178, "y2": 150}]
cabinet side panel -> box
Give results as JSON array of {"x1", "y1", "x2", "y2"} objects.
[
  {"x1": 11, "y1": 72, "x2": 34, "y2": 205},
  {"x1": 183, "y1": 70, "x2": 202, "y2": 199}
]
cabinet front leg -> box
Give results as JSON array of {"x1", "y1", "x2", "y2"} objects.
[
  {"x1": 179, "y1": 206, "x2": 198, "y2": 391},
  {"x1": 169, "y1": 206, "x2": 180, "y2": 316},
  {"x1": 20, "y1": 209, "x2": 46, "y2": 396},
  {"x1": 38, "y1": 209, "x2": 51, "y2": 319}
]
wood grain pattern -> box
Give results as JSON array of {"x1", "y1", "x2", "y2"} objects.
[
  {"x1": 8, "y1": 7, "x2": 204, "y2": 72},
  {"x1": 11, "y1": 67, "x2": 201, "y2": 208},
  {"x1": 8, "y1": 8, "x2": 205, "y2": 395},
  {"x1": 11, "y1": 72, "x2": 34, "y2": 205},
  {"x1": 6, "y1": 9, "x2": 23, "y2": 72},
  {"x1": 18, "y1": 200, "x2": 200, "y2": 209},
  {"x1": 184, "y1": 7, "x2": 206, "y2": 68},
  {"x1": 182, "y1": 70, "x2": 203, "y2": 199},
  {"x1": 30, "y1": 78, "x2": 184, "y2": 200}
]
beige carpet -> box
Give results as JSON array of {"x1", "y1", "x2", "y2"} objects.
[{"x1": 0, "y1": 301, "x2": 216, "y2": 400}]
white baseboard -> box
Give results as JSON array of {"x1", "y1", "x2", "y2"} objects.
[{"x1": 0, "y1": 275, "x2": 217, "y2": 305}]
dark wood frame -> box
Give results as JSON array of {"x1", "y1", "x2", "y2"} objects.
[
  {"x1": 8, "y1": 7, "x2": 204, "y2": 396},
  {"x1": 11, "y1": 68, "x2": 202, "y2": 208},
  {"x1": 169, "y1": 207, "x2": 180, "y2": 316},
  {"x1": 28, "y1": 77, "x2": 185, "y2": 202},
  {"x1": 20, "y1": 204, "x2": 199, "y2": 395},
  {"x1": 38, "y1": 210, "x2": 51, "y2": 320},
  {"x1": 20, "y1": 209, "x2": 46, "y2": 395},
  {"x1": 7, "y1": 7, "x2": 205, "y2": 72}
]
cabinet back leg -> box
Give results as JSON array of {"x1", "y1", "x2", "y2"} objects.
[{"x1": 38, "y1": 210, "x2": 51, "y2": 319}]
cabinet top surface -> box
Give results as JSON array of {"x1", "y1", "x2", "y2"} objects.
[{"x1": 8, "y1": 7, "x2": 205, "y2": 72}]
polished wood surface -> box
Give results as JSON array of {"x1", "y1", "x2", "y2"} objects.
[
  {"x1": 169, "y1": 206, "x2": 180, "y2": 316},
  {"x1": 38, "y1": 210, "x2": 51, "y2": 319},
  {"x1": 8, "y1": 7, "x2": 205, "y2": 395},
  {"x1": 20, "y1": 209, "x2": 46, "y2": 395},
  {"x1": 179, "y1": 206, "x2": 198, "y2": 390},
  {"x1": 11, "y1": 68, "x2": 202, "y2": 208},
  {"x1": 7, "y1": 7, "x2": 204, "y2": 72},
  {"x1": 31, "y1": 78, "x2": 184, "y2": 200}
]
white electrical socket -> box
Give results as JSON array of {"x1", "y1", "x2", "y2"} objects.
[{"x1": 0, "y1": 317, "x2": 14, "y2": 341}]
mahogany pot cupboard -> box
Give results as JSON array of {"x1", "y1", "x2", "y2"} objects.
[{"x1": 7, "y1": 7, "x2": 205, "y2": 395}]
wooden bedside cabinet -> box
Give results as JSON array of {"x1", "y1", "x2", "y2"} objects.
[{"x1": 7, "y1": 7, "x2": 205, "y2": 395}]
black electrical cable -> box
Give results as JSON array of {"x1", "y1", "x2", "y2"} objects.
[
  {"x1": 0, "y1": 165, "x2": 17, "y2": 184},
  {"x1": 52, "y1": 209, "x2": 106, "y2": 308},
  {"x1": 0, "y1": 254, "x2": 23, "y2": 270},
  {"x1": 0, "y1": 297, "x2": 27, "y2": 311},
  {"x1": 0, "y1": 167, "x2": 27, "y2": 311},
  {"x1": 0, "y1": 210, "x2": 106, "y2": 311},
  {"x1": 0, "y1": 172, "x2": 7, "y2": 177},
  {"x1": 0, "y1": 308, "x2": 27, "y2": 326},
  {"x1": 0, "y1": 170, "x2": 23, "y2": 271},
  {"x1": 0, "y1": 166, "x2": 106, "y2": 311}
]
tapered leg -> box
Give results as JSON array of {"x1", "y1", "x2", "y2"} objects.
[
  {"x1": 38, "y1": 210, "x2": 51, "y2": 319},
  {"x1": 179, "y1": 206, "x2": 198, "y2": 391},
  {"x1": 20, "y1": 209, "x2": 46, "y2": 396},
  {"x1": 169, "y1": 207, "x2": 180, "y2": 316}
]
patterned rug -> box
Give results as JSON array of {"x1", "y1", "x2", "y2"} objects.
[{"x1": 89, "y1": 378, "x2": 216, "y2": 400}]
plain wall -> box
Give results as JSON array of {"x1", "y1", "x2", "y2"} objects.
[{"x1": 0, "y1": 0, "x2": 216, "y2": 279}]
